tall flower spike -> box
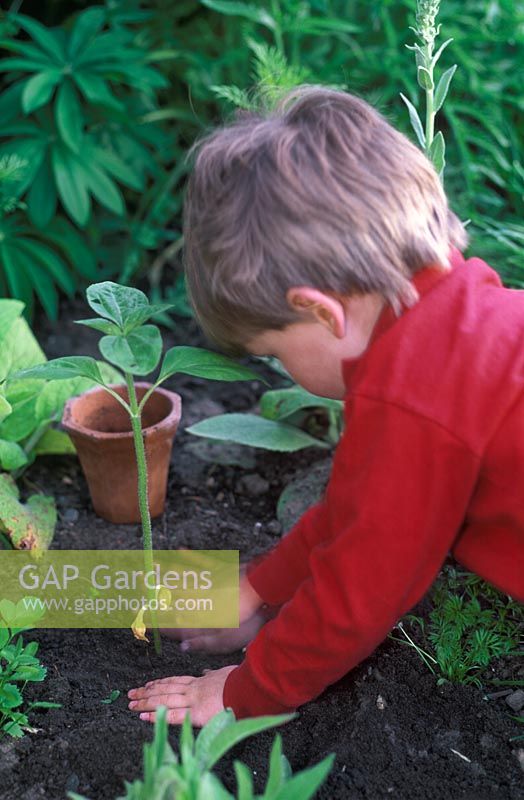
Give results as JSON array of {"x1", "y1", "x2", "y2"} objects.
[{"x1": 415, "y1": 0, "x2": 442, "y2": 47}]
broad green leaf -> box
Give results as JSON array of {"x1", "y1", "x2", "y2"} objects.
[
  {"x1": 260, "y1": 386, "x2": 343, "y2": 421},
  {"x1": 68, "y1": 7, "x2": 106, "y2": 58},
  {"x1": 434, "y1": 65, "x2": 457, "y2": 113},
  {"x1": 55, "y1": 81, "x2": 83, "y2": 152},
  {"x1": 15, "y1": 239, "x2": 76, "y2": 296},
  {"x1": 86, "y1": 282, "x2": 148, "y2": 330},
  {"x1": 196, "y1": 709, "x2": 233, "y2": 769},
  {"x1": 12, "y1": 356, "x2": 104, "y2": 384},
  {"x1": 22, "y1": 70, "x2": 61, "y2": 114},
  {"x1": 0, "y1": 396, "x2": 12, "y2": 423},
  {"x1": 272, "y1": 754, "x2": 335, "y2": 800},
  {"x1": 74, "y1": 318, "x2": 120, "y2": 335},
  {"x1": 27, "y1": 156, "x2": 57, "y2": 228},
  {"x1": 79, "y1": 162, "x2": 124, "y2": 216},
  {"x1": 205, "y1": 713, "x2": 295, "y2": 769},
  {"x1": 9, "y1": 246, "x2": 58, "y2": 320},
  {"x1": 399, "y1": 93, "x2": 426, "y2": 149},
  {"x1": 429, "y1": 131, "x2": 446, "y2": 176},
  {"x1": 73, "y1": 72, "x2": 124, "y2": 111},
  {"x1": 0, "y1": 299, "x2": 24, "y2": 341},
  {"x1": 45, "y1": 217, "x2": 97, "y2": 280},
  {"x1": 12, "y1": 664, "x2": 46, "y2": 682},
  {"x1": 12, "y1": 14, "x2": 66, "y2": 62},
  {"x1": 187, "y1": 413, "x2": 329, "y2": 452},
  {"x1": 91, "y1": 147, "x2": 143, "y2": 191},
  {"x1": 0, "y1": 439, "x2": 27, "y2": 470},
  {"x1": 52, "y1": 146, "x2": 90, "y2": 226},
  {"x1": 0, "y1": 314, "x2": 46, "y2": 380},
  {"x1": 99, "y1": 326, "x2": 162, "y2": 375},
  {"x1": 200, "y1": 0, "x2": 276, "y2": 29},
  {"x1": 159, "y1": 346, "x2": 261, "y2": 383},
  {"x1": 34, "y1": 429, "x2": 75, "y2": 456},
  {"x1": 0, "y1": 626, "x2": 9, "y2": 648}
]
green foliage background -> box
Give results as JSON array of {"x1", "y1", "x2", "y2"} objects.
[{"x1": 0, "y1": 0, "x2": 522, "y2": 314}]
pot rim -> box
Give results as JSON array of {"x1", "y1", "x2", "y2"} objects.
[{"x1": 61, "y1": 381, "x2": 182, "y2": 441}]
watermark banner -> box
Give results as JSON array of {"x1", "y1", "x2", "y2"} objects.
[{"x1": 0, "y1": 550, "x2": 239, "y2": 630}]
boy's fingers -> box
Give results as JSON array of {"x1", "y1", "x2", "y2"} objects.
[
  {"x1": 145, "y1": 676, "x2": 194, "y2": 688},
  {"x1": 159, "y1": 627, "x2": 213, "y2": 641},
  {"x1": 128, "y1": 684, "x2": 188, "y2": 700},
  {"x1": 129, "y1": 692, "x2": 190, "y2": 712},
  {"x1": 139, "y1": 708, "x2": 190, "y2": 725}
]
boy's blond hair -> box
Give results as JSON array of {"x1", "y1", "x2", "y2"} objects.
[{"x1": 183, "y1": 85, "x2": 468, "y2": 354}]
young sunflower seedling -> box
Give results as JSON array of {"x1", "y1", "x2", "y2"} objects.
[{"x1": 12, "y1": 282, "x2": 262, "y2": 653}]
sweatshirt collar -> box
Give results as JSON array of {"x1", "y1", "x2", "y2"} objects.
[{"x1": 341, "y1": 246, "x2": 465, "y2": 391}]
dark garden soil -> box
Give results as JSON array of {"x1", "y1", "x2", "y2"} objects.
[{"x1": 2, "y1": 299, "x2": 524, "y2": 800}]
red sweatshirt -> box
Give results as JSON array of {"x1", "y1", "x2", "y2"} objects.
[{"x1": 223, "y1": 246, "x2": 524, "y2": 718}]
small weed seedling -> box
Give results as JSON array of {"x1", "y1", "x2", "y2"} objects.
[
  {"x1": 69, "y1": 707, "x2": 334, "y2": 800},
  {"x1": 101, "y1": 689, "x2": 121, "y2": 705},
  {"x1": 0, "y1": 598, "x2": 61, "y2": 738},
  {"x1": 14, "y1": 282, "x2": 262, "y2": 652}
]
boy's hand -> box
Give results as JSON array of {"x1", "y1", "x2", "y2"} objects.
[{"x1": 127, "y1": 665, "x2": 237, "y2": 727}]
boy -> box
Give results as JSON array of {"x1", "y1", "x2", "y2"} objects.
[{"x1": 128, "y1": 86, "x2": 524, "y2": 726}]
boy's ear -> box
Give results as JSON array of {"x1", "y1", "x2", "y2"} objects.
[{"x1": 286, "y1": 287, "x2": 346, "y2": 338}]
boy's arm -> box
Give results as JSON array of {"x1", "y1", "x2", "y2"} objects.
[{"x1": 224, "y1": 394, "x2": 480, "y2": 717}]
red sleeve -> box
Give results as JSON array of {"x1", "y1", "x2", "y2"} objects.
[
  {"x1": 246, "y1": 499, "x2": 330, "y2": 606},
  {"x1": 224, "y1": 394, "x2": 480, "y2": 717}
]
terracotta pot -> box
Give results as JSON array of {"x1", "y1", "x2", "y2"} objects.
[{"x1": 62, "y1": 382, "x2": 182, "y2": 524}]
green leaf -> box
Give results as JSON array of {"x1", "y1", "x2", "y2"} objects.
[
  {"x1": 187, "y1": 413, "x2": 329, "y2": 452},
  {"x1": 68, "y1": 8, "x2": 107, "y2": 58},
  {"x1": 272, "y1": 754, "x2": 335, "y2": 799},
  {"x1": 55, "y1": 81, "x2": 83, "y2": 152},
  {"x1": 73, "y1": 72, "x2": 124, "y2": 111},
  {"x1": 86, "y1": 282, "x2": 148, "y2": 330},
  {"x1": 27, "y1": 156, "x2": 57, "y2": 228},
  {"x1": 195, "y1": 710, "x2": 234, "y2": 769},
  {"x1": 79, "y1": 162, "x2": 124, "y2": 216},
  {"x1": 52, "y1": 146, "x2": 90, "y2": 226},
  {"x1": 90, "y1": 147, "x2": 143, "y2": 191},
  {"x1": 100, "y1": 689, "x2": 120, "y2": 704},
  {"x1": 99, "y1": 326, "x2": 162, "y2": 375},
  {"x1": 399, "y1": 93, "x2": 426, "y2": 149},
  {"x1": 159, "y1": 347, "x2": 261, "y2": 383},
  {"x1": 74, "y1": 318, "x2": 121, "y2": 335},
  {"x1": 30, "y1": 701, "x2": 62, "y2": 709},
  {"x1": 45, "y1": 217, "x2": 98, "y2": 280},
  {"x1": 286, "y1": 17, "x2": 360, "y2": 35},
  {"x1": 0, "y1": 683, "x2": 22, "y2": 709},
  {"x1": 0, "y1": 299, "x2": 24, "y2": 341},
  {"x1": 260, "y1": 386, "x2": 343, "y2": 421},
  {"x1": 0, "y1": 396, "x2": 12, "y2": 424},
  {"x1": 13, "y1": 356, "x2": 104, "y2": 384},
  {"x1": 434, "y1": 65, "x2": 457, "y2": 113},
  {"x1": 417, "y1": 65, "x2": 434, "y2": 91},
  {"x1": 265, "y1": 735, "x2": 285, "y2": 794},
  {"x1": 234, "y1": 761, "x2": 254, "y2": 799},
  {"x1": 0, "y1": 244, "x2": 34, "y2": 315},
  {"x1": 21, "y1": 70, "x2": 61, "y2": 114},
  {"x1": 12, "y1": 664, "x2": 46, "y2": 682},
  {"x1": 34, "y1": 428, "x2": 75, "y2": 456},
  {"x1": 0, "y1": 312, "x2": 45, "y2": 381},
  {"x1": 15, "y1": 239, "x2": 76, "y2": 296},
  {"x1": 12, "y1": 14, "x2": 66, "y2": 63},
  {"x1": 200, "y1": 0, "x2": 276, "y2": 29},
  {"x1": 429, "y1": 131, "x2": 446, "y2": 176},
  {"x1": 0, "y1": 439, "x2": 28, "y2": 470},
  {"x1": 205, "y1": 713, "x2": 295, "y2": 770}
]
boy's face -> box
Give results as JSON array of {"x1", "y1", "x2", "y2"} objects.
[{"x1": 246, "y1": 290, "x2": 385, "y2": 400}]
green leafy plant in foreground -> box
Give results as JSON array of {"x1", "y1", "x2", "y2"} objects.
[
  {"x1": 69, "y1": 707, "x2": 334, "y2": 800},
  {"x1": 390, "y1": 567, "x2": 524, "y2": 689},
  {"x1": 0, "y1": 597, "x2": 61, "y2": 738},
  {"x1": 12, "y1": 281, "x2": 262, "y2": 651}
]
